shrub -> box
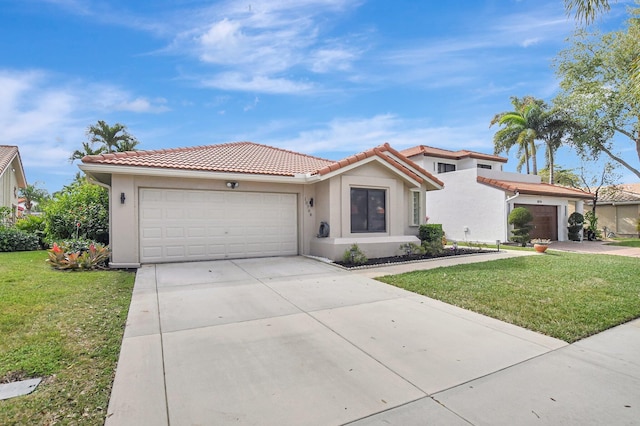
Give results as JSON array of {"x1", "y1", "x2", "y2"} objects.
[
  {"x1": 15, "y1": 215, "x2": 46, "y2": 247},
  {"x1": 584, "y1": 210, "x2": 601, "y2": 240},
  {"x1": 399, "y1": 242, "x2": 426, "y2": 257},
  {"x1": 342, "y1": 244, "x2": 368, "y2": 265},
  {"x1": 419, "y1": 224, "x2": 444, "y2": 244},
  {"x1": 508, "y1": 207, "x2": 533, "y2": 247},
  {"x1": 568, "y1": 212, "x2": 584, "y2": 241},
  {"x1": 47, "y1": 242, "x2": 110, "y2": 270},
  {"x1": 43, "y1": 181, "x2": 109, "y2": 243},
  {"x1": 422, "y1": 240, "x2": 444, "y2": 256},
  {"x1": 0, "y1": 226, "x2": 39, "y2": 252}
]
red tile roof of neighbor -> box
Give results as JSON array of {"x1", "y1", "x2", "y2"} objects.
[
  {"x1": 0, "y1": 145, "x2": 19, "y2": 174},
  {"x1": 82, "y1": 141, "x2": 443, "y2": 185},
  {"x1": 401, "y1": 145, "x2": 508, "y2": 163},
  {"x1": 594, "y1": 183, "x2": 640, "y2": 204},
  {"x1": 477, "y1": 176, "x2": 595, "y2": 199}
]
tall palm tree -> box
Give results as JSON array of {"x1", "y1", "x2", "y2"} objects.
[
  {"x1": 87, "y1": 120, "x2": 139, "y2": 154},
  {"x1": 538, "y1": 109, "x2": 576, "y2": 184},
  {"x1": 565, "y1": 0, "x2": 610, "y2": 24},
  {"x1": 490, "y1": 96, "x2": 544, "y2": 175}
]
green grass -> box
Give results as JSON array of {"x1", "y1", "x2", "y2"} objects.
[
  {"x1": 0, "y1": 251, "x2": 135, "y2": 425},
  {"x1": 607, "y1": 238, "x2": 640, "y2": 248},
  {"x1": 378, "y1": 252, "x2": 640, "y2": 343}
]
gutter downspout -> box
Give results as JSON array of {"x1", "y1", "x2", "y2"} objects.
[{"x1": 504, "y1": 191, "x2": 520, "y2": 242}]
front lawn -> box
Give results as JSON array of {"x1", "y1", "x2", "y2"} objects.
[
  {"x1": 378, "y1": 252, "x2": 640, "y2": 343},
  {"x1": 0, "y1": 251, "x2": 135, "y2": 425},
  {"x1": 607, "y1": 238, "x2": 640, "y2": 248}
]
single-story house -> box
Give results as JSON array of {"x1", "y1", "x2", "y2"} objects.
[
  {"x1": 80, "y1": 142, "x2": 443, "y2": 268},
  {"x1": 401, "y1": 145, "x2": 594, "y2": 243},
  {"x1": 590, "y1": 184, "x2": 640, "y2": 237},
  {"x1": 0, "y1": 145, "x2": 27, "y2": 224}
]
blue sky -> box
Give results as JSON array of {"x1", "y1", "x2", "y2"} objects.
[{"x1": 0, "y1": 0, "x2": 634, "y2": 193}]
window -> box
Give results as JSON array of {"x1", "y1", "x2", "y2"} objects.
[
  {"x1": 410, "y1": 190, "x2": 421, "y2": 226},
  {"x1": 477, "y1": 164, "x2": 492, "y2": 169},
  {"x1": 437, "y1": 162, "x2": 456, "y2": 173},
  {"x1": 350, "y1": 188, "x2": 386, "y2": 233}
]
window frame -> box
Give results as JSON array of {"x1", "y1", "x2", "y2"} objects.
[
  {"x1": 437, "y1": 162, "x2": 456, "y2": 174},
  {"x1": 477, "y1": 164, "x2": 492, "y2": 170},
  {"x1": 410, "y1": 189, "x2": 421, "y2": 227},
  {"x1": 350, "y1": 187, "x2": 387, "y2": 233}
]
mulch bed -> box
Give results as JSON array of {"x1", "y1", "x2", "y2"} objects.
[{"x1": 335, "y1": 247, "x2": 497, "y2": 269}]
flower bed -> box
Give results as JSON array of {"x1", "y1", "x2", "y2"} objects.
[{"x1": 335, "y1": 247, "x2": 496, "y2": 269}]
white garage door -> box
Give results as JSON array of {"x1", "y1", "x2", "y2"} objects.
[{"x1": 139, "y1": 188, "x2": 298, "y2": 263}]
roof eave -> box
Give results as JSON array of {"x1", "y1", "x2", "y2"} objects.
[{"x1": 78, "y1": 163, "x2": 311, "y2": 185}]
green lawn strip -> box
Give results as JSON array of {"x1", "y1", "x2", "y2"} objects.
[
  {"x1": 0, "y1": 251, "x2": 135, "y2": 425},
  {"x1": 607, "y1": 238, "x2": 640, "y2": 248},
  {"x1": 377, "y1": 252, "x2": 640, "y2": 343}
]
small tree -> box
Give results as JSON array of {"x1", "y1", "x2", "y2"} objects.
[
  {"x1": 508, "y1": 207, "x2": 533, "y2": 246},
  {"x1": 568, "y1": 212, "x2": 585, "y2": 241}
]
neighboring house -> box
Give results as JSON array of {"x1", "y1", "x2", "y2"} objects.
[
  {"x1": 589, "y1": 184, "x2": 640, "y2": 237},
  {"x1": 0, "y1": 145, "x2": 27, "y2": 225},
  {"x1": 80, "y1": 142, "x2": 443, "y2": 268},
  {"x1": 401, "y1": 145, "x2": 594, "y2": 243}
]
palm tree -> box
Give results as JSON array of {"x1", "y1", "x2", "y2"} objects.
[
  {"x1": 87, "y1": 120, "x2": 139, "y2": 154},
  {"x1": 19, "y1": 183, "x2": 49, "y2": 215},
  {"x1": 69, "y1": 141, "x2": 105, "y2": 163},
  {"x1": 490, "y1": 96, "x2": 544, "y2": 175},
  {"x1": 538, "y1": 109, "x2": 577, "y2": 184},
  {"x1": 564, "y1": 0, "x2": 610, "y2": 24},
  {"x1": 115, "y1": 138, "x2": 140, "y2": 152}
]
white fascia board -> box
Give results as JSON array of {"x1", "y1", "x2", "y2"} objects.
[
  {"x1": 313, "y1": 156, "x2": 422, "y2": 187},
  {"x1": 78, "y1": 163, "x2": 311, "y2": 185},
  {"x1": 384, "y1": 152, "x2": 443, "y2": 189}
]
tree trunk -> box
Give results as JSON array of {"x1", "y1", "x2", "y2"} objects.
[
  {"x1": 524, "y1": 144, "x2": 530, "y2": 174},
  {"x1": 530, "y1": 141, "x2": 538, "y2": 175},
  {"x1": 548, "y1": 146, "x2": 555, "y2": 184}
]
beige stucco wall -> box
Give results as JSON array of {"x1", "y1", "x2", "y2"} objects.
[
  {"x1": 598, "y1": 204, "x2": 640, "y2": 236},
  {"x1": 102, "y1": 158, "x2": 433, "y2": 266},
  {"x1": 108, "y1": 174, "x2": 310, "y2": 267},
  {"x1": 309, "y1": 161, "x2": 425, "y2": 260}
]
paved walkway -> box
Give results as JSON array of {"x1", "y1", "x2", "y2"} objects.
[
  {"x1": 106, "y1": 251, "x2": 640, "y2": 425},
  {"x1": 549, "y1": 240, "x2": 640, "y2": 258}
]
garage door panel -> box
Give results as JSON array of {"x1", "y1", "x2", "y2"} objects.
[{"x1": 139, "y1": 188, "x2": 297, "y2": 263}]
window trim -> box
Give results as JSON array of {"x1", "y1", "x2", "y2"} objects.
[
  {"x1": 437, "y1": 162, "x2": 456, "y2": 174},
  {"x1": 350, "y1": 187, "x2": 387, "y2": 233},
  {"x1": 410, "y1": 189, "x2": 421, "y2": 227},
  {"x1": 477, "y1": 163, "x2": 492, "y2": 170}
]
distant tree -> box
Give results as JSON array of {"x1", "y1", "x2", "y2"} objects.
[
  {"x1": 579, "y1": 161, "x2": 621, "y2": 216},
  {"x1": 491, "y1": 96, "x2": 547, "y2": 175},
  {"x1": 538, "y1": 167, "x2": 582, "y2": 188},
  {"x1": 553, "y1": 10, "x2": 640, "y2": 179},
  {"x1": 86, "y1": 120, "x2": 139, "y2": 154},
  {"x1": 18, "y1": 182, "x2": 49, "y2": 215}
]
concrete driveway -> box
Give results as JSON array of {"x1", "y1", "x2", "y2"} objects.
[{"x1": 105, "y1": 254, "x2": 639, "y2": 425}]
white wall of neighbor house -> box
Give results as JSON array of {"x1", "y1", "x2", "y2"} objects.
[
  {"x1": 476, "y1": 167, "x2": 540, "y2": 183},
  {"x1": 425, "y1": 168, "x2": 505, "y2": 244},
  {"x1": 0, "y1": 164, "x2": 20, "y2": 216},
  {"x1": 407, "y1": 154, "x2": 505, "y2": 175}
]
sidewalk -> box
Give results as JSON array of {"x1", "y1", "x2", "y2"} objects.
[{"x1": 549, "y1": 240, "x2": 640, "y2": 258}]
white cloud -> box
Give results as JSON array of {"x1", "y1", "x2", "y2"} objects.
[
  {"x1": 0, "y1": 68, "x2": 169, "y2": 182},
  {"x1": 266, "y1": 114, "x2": 494, "y2": 156},
  {"x1": 201, "y1": 73, "x2": 314, "y2": 94},
  {"x1": 165, "y1": 0, "x2": 362, "y2": 93}
]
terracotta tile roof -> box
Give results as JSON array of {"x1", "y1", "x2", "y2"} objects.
[
  {"x1": 316, "y1": 143, "x2": 444, "y2": 187},
  {"x1": 0, "y1": 145, "x2": 19, "y2": 175},
  {"x1": 477, "y1": 176, "x2": 594, "y2": 199},
  {"x1": 82, "y1": 142, "x2": 335, "y2": 177},
  {"x1": 401, "y1": 145, "x2": 508, "y2": 163},
  {"x1": 593, "y1": 183, "x2": 640, "y2": 204}
]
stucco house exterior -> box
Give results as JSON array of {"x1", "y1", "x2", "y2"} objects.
[
  {"x1": 401, "y1": 145, "x2": 594, "y2": 243},
  {"x1": 0, "y1": 145, "x2": 27, "y2": 224},
  {"x1": 80, "y1": 142, "x2": 443, "y2": 268},
  {"x1": 590, "y1": 184, "x2": 640, "y2": 237}
]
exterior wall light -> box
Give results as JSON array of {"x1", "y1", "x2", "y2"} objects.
[
  {"x1": 226, "y1": 181, "x2": 239, "y2": 189},
  {"x1": 120, "y1": 192, "x2": 126, "y2": 204}
]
